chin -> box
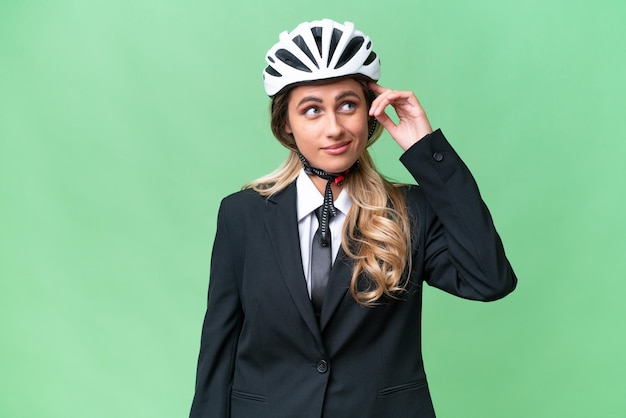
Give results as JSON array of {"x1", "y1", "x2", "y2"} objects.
[{"x1": 323, "y1": 160, "x2": 358, "y2": 174}]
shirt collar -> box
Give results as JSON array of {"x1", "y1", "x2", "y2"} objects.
[{"x1": 296, "y1": 168, "x2": 352, "y2": 222}]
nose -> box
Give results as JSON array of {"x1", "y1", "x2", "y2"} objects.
[{"x1": 324, "y1": 112, "x2": 344, "y2": 138}]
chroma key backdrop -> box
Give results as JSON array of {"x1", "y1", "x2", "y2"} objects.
[{"x1": 1, "y1": 1, "x2": 625, "y2": 417}]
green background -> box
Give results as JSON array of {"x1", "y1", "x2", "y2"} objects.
[{"x1": 1, "y1": 1, "x2": 625, "y2": 417}]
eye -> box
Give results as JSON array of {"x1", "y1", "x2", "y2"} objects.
[
  {"x1": 339, "y1": 101, "x2": 357, "y2": 112},
  {"x1": 303, "y1": 106, "x2": 321, "y2": 116}
]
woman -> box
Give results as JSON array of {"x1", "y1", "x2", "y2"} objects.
[{"x1": 190, "y1": 19, "x2": 517, "y2": 418}]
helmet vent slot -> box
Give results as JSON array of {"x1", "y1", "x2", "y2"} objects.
[
  {"x1": 276, "y1": 49, "x2": 312, "y2": 72},
  {"x1": 335, "y1": 36, "x2": 364, "y2": 69},
  {"x1": 293, "y1": 35, "x2": 319, "y2": 69},
  {"x1": 311, "y1": 27, "x2": 324, "y2": 57},
  {"x1": 364, "y1": 51, "x2": 378, "y2": 66},
  {"x1": 327, "y1": 28, "x2": 342, "y2": 67},
  {"x1": 265, "y1": 65, "x2": 282, "y2": 77}
]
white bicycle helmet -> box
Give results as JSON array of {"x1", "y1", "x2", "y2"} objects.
[{"x1": 263, "y1": 19, "x2": 381, "y2": 96}]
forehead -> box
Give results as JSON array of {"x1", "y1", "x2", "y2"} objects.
[{"x1": 288, "y1": 78, "x2": 366, "y2": 103}]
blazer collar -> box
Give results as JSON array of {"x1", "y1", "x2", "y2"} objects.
[
  {"x1": 264, "y1": 183, "x2": 322, "y2": 343},
  {"x1": 265, "y1": 182, "x2": 354, "y2": 335},
  {"x1": 320, "y1": 249, "x2": 353, "y2": 330}
]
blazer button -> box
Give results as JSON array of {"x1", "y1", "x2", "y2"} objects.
[
  {"x1": 433, "y1": 152, "x2": 444, "y2": 162},
  {"x1": 316, "y1": 360, "x2": 328, "y2": 374}
]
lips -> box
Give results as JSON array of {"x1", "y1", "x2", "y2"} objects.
[{"x1": 321, "y1": 141, "x2": 351, "y2": 155}]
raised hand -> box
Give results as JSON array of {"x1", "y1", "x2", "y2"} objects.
[{"x1": 368, "y1": 82, "x2": 434, "y2": 151}]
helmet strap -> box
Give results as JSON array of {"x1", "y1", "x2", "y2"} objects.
[
  {"x1": 368, "y1": 117, "x2": 378, "y2": 140},
  {"x1": 297, "y1": 153, "x2": 360, "y2": 246},
  {"x1": 367, "y1": 88, "x2": 378, "y2": 141}
]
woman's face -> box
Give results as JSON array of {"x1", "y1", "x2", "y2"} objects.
[{"x1": 285, "y1": 78, "x2": 369, "y2": 174}]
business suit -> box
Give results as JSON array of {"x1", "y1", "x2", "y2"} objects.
[{"x1": 190, "y1": 129, "x2": 517, "y2": 418}]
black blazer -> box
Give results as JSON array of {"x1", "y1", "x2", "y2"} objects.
[{"x1": 190, "y1": 130, "x2": 517, "y2": 418}]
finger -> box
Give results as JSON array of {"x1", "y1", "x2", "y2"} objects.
[
  {"x1": 367, "y1": 81, "x2": 388, "y2": 94},
  {"x1": 372, "y1": 111, "x2": 396, "y2": 133},
  {"x1": 367, "y1": 83, "x2": 389, "y2": 115},
  {"x1": 369, "y1": 88, "x2": 395, "y2": 115},
  {"x1": 370, "y1": 90, "x2": 407, "y2": 117},
  {"x1": 373, "y1": 92, "x2": 423, "y2": 119}
]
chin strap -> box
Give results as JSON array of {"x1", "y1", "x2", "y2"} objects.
[{"x1": 298, "y1": 153, "x2": 359, "y2": 247}]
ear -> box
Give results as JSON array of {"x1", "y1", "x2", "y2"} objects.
[{"x1": 284, "y1": 121, "x2": 292, "y2": 134}]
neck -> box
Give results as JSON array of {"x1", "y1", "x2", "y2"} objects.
[
  {"x1": 308, "y1": 174, "x2": 343, "y2": 199},
  {"x1": 297, "y1": 153, "x2": 358, "y2": 202}
]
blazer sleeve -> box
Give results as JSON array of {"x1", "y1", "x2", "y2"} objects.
[
  {"x1": 190, "y1": 198, "x2": 244, "y2": 418},
  {"x1": 400, "y1": 129, "x2": 517, "y2": 301}
]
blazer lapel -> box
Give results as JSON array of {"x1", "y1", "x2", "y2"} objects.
[
  {"x1": 264, "y1": 183, "x2": 323, "y2": 343},
  {"x1": 319, "y1": 248, "x2": 353, "y2": 330}
]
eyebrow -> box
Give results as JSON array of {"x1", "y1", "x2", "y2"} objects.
[
  {"x1": 296, "y1": 96, "x2": 323, "y2": 107},
  {"x1": 335, "y1": 90, "x2": 361, "y2": 102},
  {"x1": 295, "y1": 90, "x2": 362, "y2": 108}
]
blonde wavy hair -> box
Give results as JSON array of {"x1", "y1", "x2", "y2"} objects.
[{"x1": 245, "y1": 79, "x2": 413, "y2": 306}]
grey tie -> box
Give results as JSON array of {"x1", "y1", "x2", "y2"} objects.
[{"x1": 311, "y1": 206, "x2": 332, "y2": 318}]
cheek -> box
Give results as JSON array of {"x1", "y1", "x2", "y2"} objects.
[
  {"x1": 353, "y1": 115, "x2": 370, "y2": 141},
  {"x1": 290, "y1": 128, "x2": 310, "y2": 151},
  {"x1": 291, "y1": 122, "x2": 320, "y2": 144}
]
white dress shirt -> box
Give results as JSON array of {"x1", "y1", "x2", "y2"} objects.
[{"x1": 296, "y1": 169, "x2": 352, "y2": 299}]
